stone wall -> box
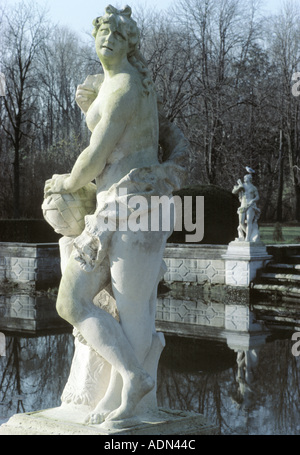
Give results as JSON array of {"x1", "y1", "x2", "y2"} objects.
[
  {"x1": 163, "y1": 244, "x2": 227, "y2": 285},
  {"x1": 0, "y1": 243, "x2": 61, "y2": 290},
  {"x1": 0, "y1": 243, "x2": 229, "y2": 289},
  {"x1": 3, "y1": 242, "x2": 293, "y2": 291}
]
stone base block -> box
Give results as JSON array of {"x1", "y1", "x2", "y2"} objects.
[
  {"x1": 223, "y1": 241, "x2": 272, "y2": 287},
  {"x1": 0, "y1": 407, "x2": 218, "y2": 436}
]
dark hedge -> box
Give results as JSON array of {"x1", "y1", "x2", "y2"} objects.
[
  {"x1": 167, "y1": 184, "x2": 239, "y2": 244},
  {"x1": 0, "y1": 220, "x2": 61, "y2": 243},
  {"x1": 0, "y1": 185, "x2": 239, "y2": 245}
]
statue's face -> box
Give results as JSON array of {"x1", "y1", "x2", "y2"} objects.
[
  {"x1": 244, "y1": 175, "x2": 251, "y2": 184},
  {"x1": 95, "y1": 21, "x2": 129, "y2": 62}
]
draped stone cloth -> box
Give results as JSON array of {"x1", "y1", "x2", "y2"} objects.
[{"x1": 73, "y1": 136, "x2": 188, "y2": 272}]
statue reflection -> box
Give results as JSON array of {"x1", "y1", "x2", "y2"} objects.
[
  {"x1": 156, "y1": 295, "x2": 272, "y2": 430},
  {"x1": 225, "y1": 305, "x2": 269, "y2": 411},
  {"x1": 229, "y1": 348, "x2": 260, "y2": 409}
]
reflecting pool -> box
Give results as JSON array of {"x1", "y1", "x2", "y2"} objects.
[{"x1": 0, "y1": 292, "x2": 299, "y2": 435}]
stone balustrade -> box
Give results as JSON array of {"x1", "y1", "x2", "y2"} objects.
[
  {"x1": 0, "y1": 241, "x2": 276, "y2": 289},
  {"x1": 0, "y1": 242, "x2": 61, "y2": 290},
  {"x1": 163, "y1": 244, "x2": 227, "y2": 284}
]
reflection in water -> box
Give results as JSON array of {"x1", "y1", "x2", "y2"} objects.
[
  {"x1": 231, "y1": 349, "x2": 259, "y2": 409},
  {"x1": 155, "y1": 289, "x2": 300, "y2": 434},
  {"x1": 0, "y1": 296, "x2": 300, "y2": 434},
  {"x1": 0, "y1": 333, "x2": 73, "y2": 421},
  {"x1": 157, "y1": 335, "x2": 300, "y2": 435}
]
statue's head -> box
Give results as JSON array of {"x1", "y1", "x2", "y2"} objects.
[
  {"x1": 92, "y1": 5, "x2": 140, "y2": 58},
  {"x1": 244, "y1": 174, "x2": 252, "y2": 183}
]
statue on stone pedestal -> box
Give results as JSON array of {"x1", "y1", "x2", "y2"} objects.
[
  {"x1": 42, "y1": 5, "x2": 188, "y2": 428},
  {"x1": 232, "y1": 170, "x2": 261, "y2": 243}
]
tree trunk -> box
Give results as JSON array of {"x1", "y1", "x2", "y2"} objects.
[
  {"x1": 286, "y1": 130, "x2": 299, "y2": 220},
  {"x1": 295, "y1": 179, "x2": 300, "y2": 222},
  {"x1": 13, "y1": 146, "x2": 20, "y2": 219},
  {"x1": 276, "y1": 129, "x2": 284, "y2": 221}
]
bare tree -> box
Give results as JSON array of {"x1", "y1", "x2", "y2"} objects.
[
  {"x1": 0, "y1": 0, "x2": 49, "y2": 217},
  {"x1": 267, "y1": 1, "x2": 300, "y2": 221},
  {"x1": 168, "y1": 0, "x2": 264, "y2": 185},
  {"x1": 1, "y1": 0, "x2": 299, "y2": 222}
]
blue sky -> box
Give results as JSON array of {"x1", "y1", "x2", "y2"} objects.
[{"x1": 5, "y1": 0, "x2": 284, "y2": 40}]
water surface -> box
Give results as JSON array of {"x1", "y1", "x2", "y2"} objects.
[{"x1": 0, "y1": 290, "x2": 299, "y2": 435}]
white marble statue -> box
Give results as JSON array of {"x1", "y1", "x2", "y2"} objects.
[
  {"x1": 43, "y1": 5, "x2": 188, "y2": 428},
  {"x1": 232, "y1": 172, "x2": 261, "y2": 243}
]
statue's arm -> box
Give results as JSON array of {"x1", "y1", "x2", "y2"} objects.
[
  {"x1": 43, "y1": 86, "x2": 137, "y2": 198},
  {"x1": 65, "y1": 88, "x2": 136, "y2": 192},
  {"x1": 253, "y1": 187, "x2": 260, "y2": 202},
  {"x1": 232, "y1": 181, "x2": 244, "y2": 195}
]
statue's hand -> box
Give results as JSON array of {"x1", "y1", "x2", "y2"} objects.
[
  {"x1": 44, "y1": 174, "x2": 71, "y2": 198},
  {"x1": 75, "y1": 75, "x2": 103, "y2": 114},
  {"x1": 76, "y1": 84, "x2": 97, "y2": 113}
]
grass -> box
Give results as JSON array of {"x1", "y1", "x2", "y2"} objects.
[{"x1": 260, "y1": 224, "x2": 300, "y2": 245}]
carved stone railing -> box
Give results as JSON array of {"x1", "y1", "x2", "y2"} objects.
[
  {"x1": 0, "y1": 242, "x2": 61, "y2": 290},
  {"x1": 163, "y1": 244, "x2": 227, "y2": 285}
]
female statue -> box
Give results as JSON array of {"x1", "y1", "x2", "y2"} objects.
[{"x1": 44, "y1": 5, "x2": 187, "y2": 426}]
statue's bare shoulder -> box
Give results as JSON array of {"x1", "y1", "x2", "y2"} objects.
[{"x1": 101, "y1": 71, "x2": 142, "y2": 112}]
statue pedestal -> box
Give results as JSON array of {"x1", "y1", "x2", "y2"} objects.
[
  {"x1": 223, "y1": 241, "x2": 272, "y2": 287},
  {"x1": 0, "y1": 406, "x2": 218, "y2": 435}
]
